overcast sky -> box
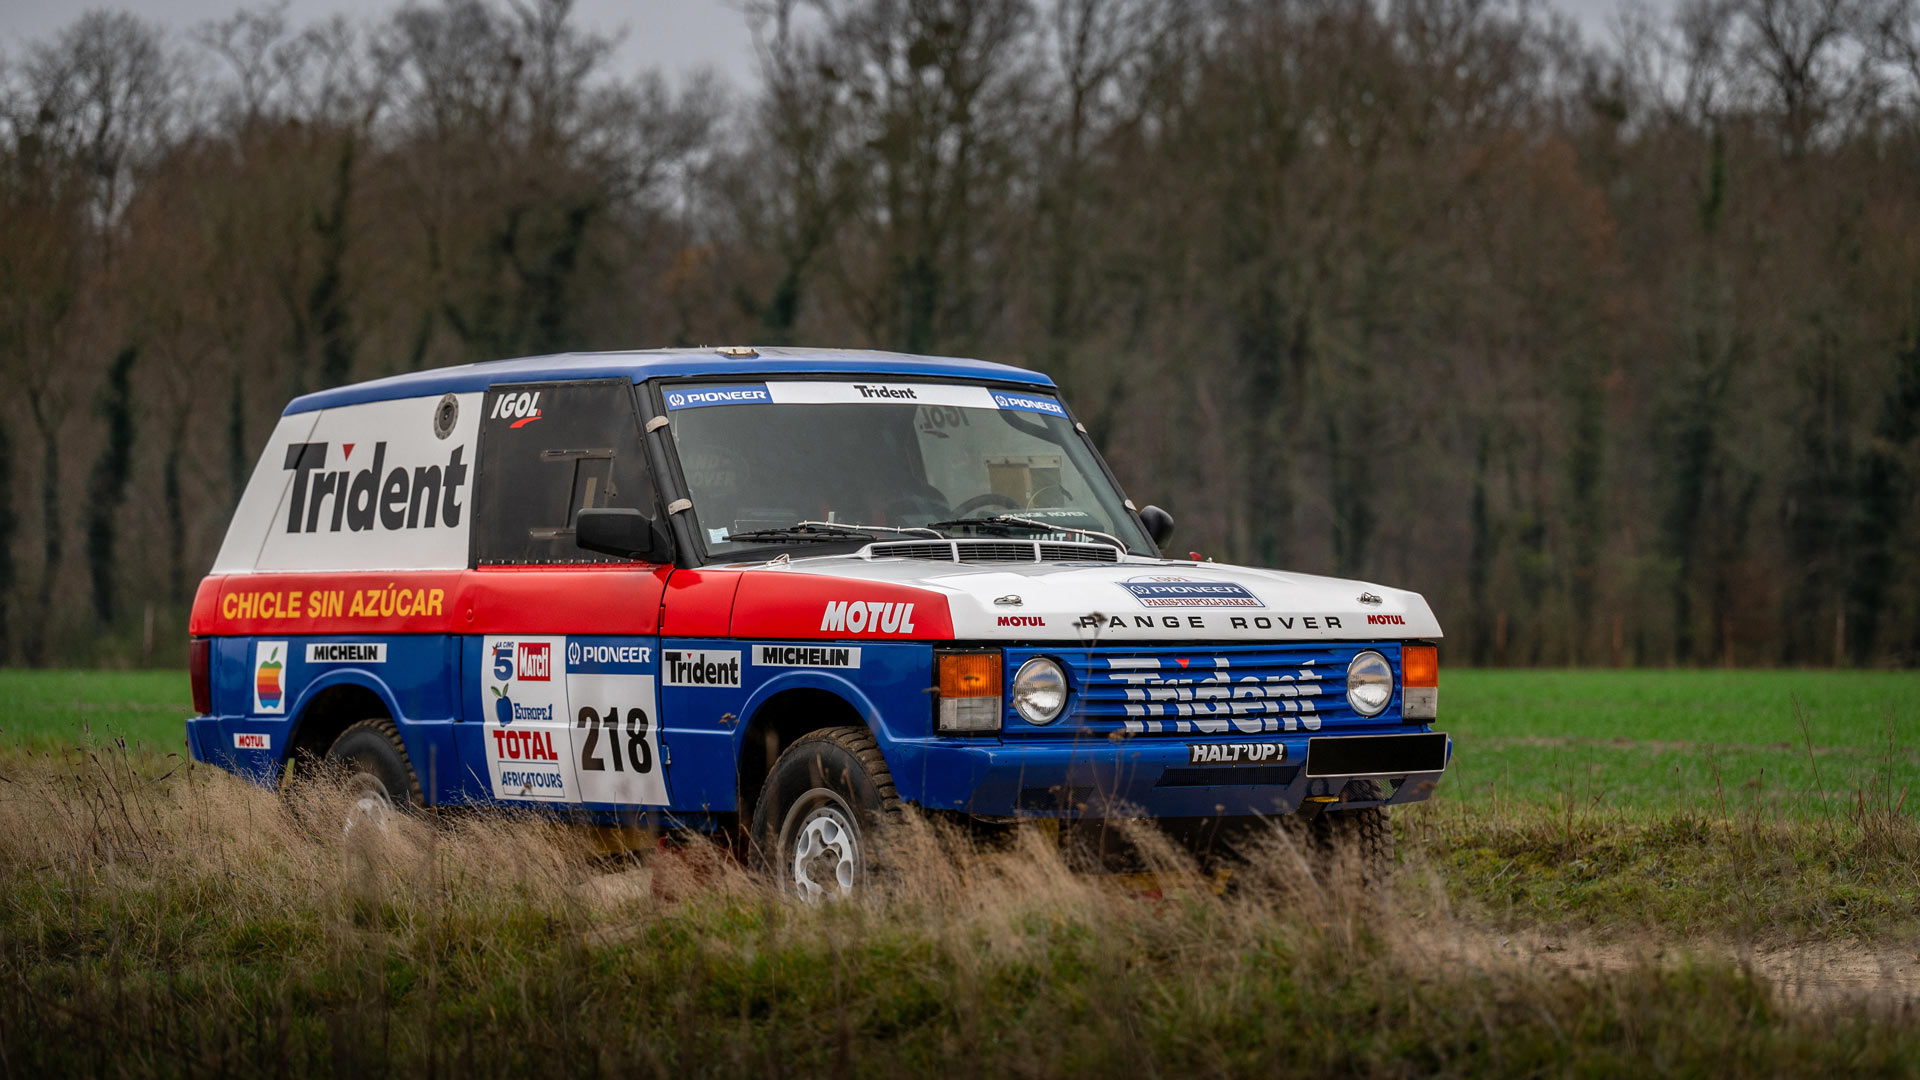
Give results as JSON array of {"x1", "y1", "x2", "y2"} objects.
[{"x1": 0, "y1": 0, "x2": 1652, "y2": 83}]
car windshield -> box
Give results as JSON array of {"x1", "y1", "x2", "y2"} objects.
[{"x1": 661, "y1": 380, "x2": 1152, "y2": 557}]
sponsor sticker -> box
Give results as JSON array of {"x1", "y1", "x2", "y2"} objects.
[
  {"x1": 489, "y1": 389, "x2": 543, "y2": 427},
  {"x1": 662, "y1": 649, "x2": 742, "y2": 688},
  {"x1": 997, "y1": 615, "x2": 1046, "y2": 627},
  {"x1": 516, "y1": 642, "x2": 552, "y2": 681},
  {"x1": 252, "y1": 641, "x2": 288, "y2": 714},
  {"x1": 306, "y1": 642, "x2": 387, "y2": 664},
  {"x1": 765, "y1": 382, "x2": 1000, "y2": 410},
  {"x1": 234, "y1": 732, "x2": 271, "y2": 750},
  {"x1": 990, "y1": 390, "x2": 1068, "y2": 417},
  {"x1": 1187, "y1": 742, "x2": 1286, "y2": 765},
  {"x1": 280, "y1": 440, "x2": 469, "y2": 536},
  {"x1": 229, "y1": 394, "x2": 480, "y2": 575},
  {"x1": 1102, "y1": 656, "x2": 1326, "y2": 734},
  {"x1": 219, "y1": 583, "x2": 447, "y2": 623},
  {"x1": 1120, "y1": 575, "x2": 1265, "y2": 609},
  {"x1": 566, "y1": 640, "x2": 653, "y2": 671},
  {"x1": 754, "y1": 644, "x2": 862, "y2": 668},
  {"x1": 482, "y1": 635, "x2": 572, "y2": 802},
  {"x1": 664, "y1": 384, "x2": 771, "y2": 410},
  {"x1": 819, "y1": 600, "x2": 917, "y2": 635}
]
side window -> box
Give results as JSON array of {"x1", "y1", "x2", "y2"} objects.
[{"x1": 472, "y1": 380, "x2": 658, "y2": 566}]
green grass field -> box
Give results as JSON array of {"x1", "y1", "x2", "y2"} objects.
[
  {"x1": 5, "y1": 667, "x2": 1913, "y2": 816},
  {"x1": 1, "y1": 666, "x2": 1916, "y2": 1076}
]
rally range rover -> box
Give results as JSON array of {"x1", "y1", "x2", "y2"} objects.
[{"x1": 188, "y1": 346, "x2": 1447, "y2": 897}]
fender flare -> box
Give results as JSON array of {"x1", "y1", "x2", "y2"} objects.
[
  {"x1": 734, "y1": 670, "x2": 890, "y2": 741},
  {"x1": 283, "y1": 667, "x2": 406, "y2": 762}
]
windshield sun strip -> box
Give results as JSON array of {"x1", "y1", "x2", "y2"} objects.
[{"x1": 648, "y1": 376, "x2": 1147, "y2": 562}]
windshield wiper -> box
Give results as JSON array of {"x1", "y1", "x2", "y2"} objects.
[
  {"x1": 924, "y1": 514, "x2": 1127, "y2": 552},
  {"x1": 723, "y1": 520, "x2": 946, "y2": 544}
]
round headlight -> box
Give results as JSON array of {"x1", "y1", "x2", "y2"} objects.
[
  {"x1": 1345, "y1": 650, "x2": 1394, "y2": 717},
  {"x1": 1012, "y1": 657, "x2": 1068, "y2": 725}
]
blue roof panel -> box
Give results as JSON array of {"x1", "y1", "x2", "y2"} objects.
[{"x1": 284, "y1": 347, "x2": 1055, "y2": 414}]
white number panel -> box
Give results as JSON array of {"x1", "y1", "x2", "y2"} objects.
[
  {"x1": 565, "y1": 673, "x2": 666, "y2": 806},
  {"x1": 564, "y1": 639, "x2": 668, "y2": 807}
]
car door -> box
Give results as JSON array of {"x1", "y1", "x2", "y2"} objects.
[{"x1": 463, "y1": 379, "x2": 670, "y2": 809}]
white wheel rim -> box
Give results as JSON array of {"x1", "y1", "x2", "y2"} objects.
[
  {"x1": 343, "y1": 772, "x2": 394, "y2": 838},
  {"x1": 787, "y1": 793, "x2": 860, "y2": 902}
]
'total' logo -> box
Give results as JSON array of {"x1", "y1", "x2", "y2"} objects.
[{"x1": 516, "y1": 642, "x2": 552, "y2": 681}]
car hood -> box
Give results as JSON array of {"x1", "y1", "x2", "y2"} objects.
[{"x1": 721, "y1": 547, "x2": 1441, "y2": 643}]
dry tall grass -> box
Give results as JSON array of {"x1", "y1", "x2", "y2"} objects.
[{"x1": 2, "y1": 741, "x2": 1916, "y2": 1077}]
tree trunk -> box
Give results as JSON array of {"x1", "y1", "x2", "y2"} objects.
[
  {"x1": 27, "y1": 394, "x2": 61, "y2": 667},
  {"x1": 86, "y1": 346, "x2": 139, "y2": 626},
  {"x1": 0, "y1": 418, "x2": 14, "y2": 665}
]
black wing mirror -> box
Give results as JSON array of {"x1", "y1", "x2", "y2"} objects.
[
  {"x1": 1138, "y1": 504, "x2": 1175, "y2": 548},
  {"x1": 576, "y1": 508, "x2": 673, "y2": 563}
]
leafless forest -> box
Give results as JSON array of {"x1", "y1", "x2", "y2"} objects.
[{"x1": 1, "y1": 0, "x2": 1918, "y2": 668}]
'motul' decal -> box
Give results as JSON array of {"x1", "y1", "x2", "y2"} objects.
[{"x1": 820, "y1": 601, "x2": 916, "y2": 635}]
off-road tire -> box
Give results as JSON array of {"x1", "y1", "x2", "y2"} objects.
[
  {"x1": 326, "y1": 718, "x2": 425, "y2": 822},
  {"x1": 1307, "y1": 779, "x2": 1394, "y2": 888},
  {"x1": 750, "y1": 726, "x2": 901, "y2": 901}
]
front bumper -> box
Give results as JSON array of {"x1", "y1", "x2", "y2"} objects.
[{"x1": 896, "y1": 730, "x2": 1451, "y2": 818}]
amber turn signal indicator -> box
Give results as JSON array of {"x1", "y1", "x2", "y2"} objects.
[
  {"x1": 1402, "y1": 645, "x2": 1438, "y2": 687},
  {"x1": 936, "y1": 650, "x2": 1003, "y2": 733},
  {"x1": 938, "y1": 651, "x2": 1002, "y2": 698}
]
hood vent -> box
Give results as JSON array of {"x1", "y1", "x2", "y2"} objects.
[{"x1": 867, "y1": 539, "x2": 1120, "y2": 564}]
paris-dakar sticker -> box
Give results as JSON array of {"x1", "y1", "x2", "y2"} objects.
[{"x1": 1119, "y1": 575, "x2": 1265, "y2": 609}]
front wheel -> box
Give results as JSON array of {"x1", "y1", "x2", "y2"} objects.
[
  {"x1": 750, "y1": 726, "x2": 900, "y2": 902},
  {"x1": 1303, "y1": 779, "x2": 1394, "y2": 888}
]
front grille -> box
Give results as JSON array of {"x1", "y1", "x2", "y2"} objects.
[
  {"x1": 1004, "y1": 643, "x2": 1406, "y2": 737},
  {"x1": 867, "y1": 539, "x2": 1121, "y2": 564}
]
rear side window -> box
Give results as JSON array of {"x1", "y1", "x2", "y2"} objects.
[{"x1": 471, "y1": 380, "x2": 658, "y2": 566}]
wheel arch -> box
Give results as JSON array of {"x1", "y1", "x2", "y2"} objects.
[
  {"x1": 734, "y1": 674, "x2": 884, "y2": 827},
  {"x1": 284, "y1": 671, "x2": 401, "y2": 767}
]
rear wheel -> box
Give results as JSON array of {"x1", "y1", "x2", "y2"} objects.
[
  {"x1": 750, "y1": 726, "x2": 900, "y2": 902},
  {"x1": 326, "y1": 719, "x2": 423, "y2": 837}
]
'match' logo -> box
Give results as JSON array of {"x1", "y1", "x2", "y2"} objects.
[{"x1": 516, "y1": 642, "x2": 552, "y2": 681}]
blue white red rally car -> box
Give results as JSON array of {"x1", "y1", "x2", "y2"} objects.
[{"x1": 188, "y1": 347, "x2": 1447, "y2": 897}]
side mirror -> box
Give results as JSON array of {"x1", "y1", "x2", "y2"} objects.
[
  {"x1": 1138, "y1": 504, "x2": 1175, "y2": 548},
  {"x1": 576, "y1": 507, "x2": 672, "y2": 563}
]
